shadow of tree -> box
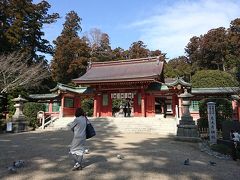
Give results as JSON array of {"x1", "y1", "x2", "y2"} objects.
[{"x1": 0, "y1": 117, "x2": 239, "y2": 179}]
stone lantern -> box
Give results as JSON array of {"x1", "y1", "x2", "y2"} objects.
[
  {"x1": 11, "y1": 95, "x2": 28, "y2": 133},
  {"x1": 176, "y1": 89, "x2": 200, "y2": 141}
]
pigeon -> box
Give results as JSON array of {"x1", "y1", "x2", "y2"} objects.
[
  {"x1": 209, "y1": 161, "x2": 216, "y2": 166},
  {"x1": 13, "y1": 160, "x2": 25, "y2": 168},
  {"x1": 117, "y1": 154, "x2": 124, "y2": 160},
  {"x1": 184, "y1": 158, "x2": 190, "y2": 165},
  {"x1": 7, "y1": 166, "x2": 17, "y2": 173},
  {"x1": 84, "y1": 149, "x2": 89, "y2": 154}
]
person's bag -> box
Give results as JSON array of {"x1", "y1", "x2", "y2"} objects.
[{"x1": 85, "y1": 117, "x2": 96, "y2": 139}]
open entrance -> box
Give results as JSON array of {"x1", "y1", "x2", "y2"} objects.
[
  {"x1": 111, "y1": 92, "x2": 134, "y2": 117},
  {"x1": 155, "y1": 97, "x2": 166, "y2": 118}
]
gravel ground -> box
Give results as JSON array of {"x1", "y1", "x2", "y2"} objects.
[{"x1": 0, "y1": 128, "x2": 239, "y2": 180}]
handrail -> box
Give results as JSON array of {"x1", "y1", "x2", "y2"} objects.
[{"x1": 41, "y1": 115, "x2": 59, "y2": 129}]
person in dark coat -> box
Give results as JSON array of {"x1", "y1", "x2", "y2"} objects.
[{"x1": 126, "y1": 99, "x2": 131, "y2": 117}]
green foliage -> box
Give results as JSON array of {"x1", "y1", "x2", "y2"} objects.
[
  {"x1": 0, "y1": 119, "x2": 6, "y2": 132},
  {"x1": 81, "y1": 98, "x2": 93, "y2": 117},
  {"x1": 23, "y1": 102, "x2": 45, "y2": 128},
  {"x1": 211, "y1": 143, "x2": 240, "y2": 158},
  {"x1": 198, "y1": 98, "x2": 233, "y2": 129},
  {"x1": 112, "y1": 99, "x2": 122, "y2": 115},
  {"x1": 164, "y1": 56, "x2": 192, "y2": 79},
  {"x1": 210, "y1": 144, "x2": 232, "y2": 155},
  {"x1": 191, "y1": 70, "x2": 238, "y2": 88},
  {"x1": 185, "y1": 19, "x2": 240, "y2": 72}
]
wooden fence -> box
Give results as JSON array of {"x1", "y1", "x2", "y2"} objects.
[{"x1": 198, "y1": 127, "x2": 222, "y2": 139}]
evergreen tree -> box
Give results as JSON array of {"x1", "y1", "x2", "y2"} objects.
[
  {"x1": 164, "y1": 56, "x2": 192, "y2": 80},
  {"x1": 51, "y1": 11, "x2": 90, "y2": 84},
  {"x1": 112, "y1": 47, "x2": 126, "y2": 60},
  {"x1": 128, "y1": 41, "x2": 149, "y2": 59},
  {"x1": 0, "y1": 0, "x2": 59, "y2": 63}
]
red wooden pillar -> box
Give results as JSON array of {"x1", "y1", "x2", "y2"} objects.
[
  {"x1": 49, "y1": 100, "x2": 53, "y2": 113},
  {"x1": 141, "y1": 90, "x2": 146, "y2": 117},
  {"x1": 60, "y1": 95, "x2": 64, "y2": 117},
  {"x1": 232, "y1": 100, "x2": 239, "y2": 120},
  {"x1": 94, "y1": 94, "x2": 102, "y2": 117},
  {"x1": 93, "y1": 95, "x2": 97, "y2": 117},
  {"x1": 146, "y1": 94, "x2": 155, "y2": 117},
  {"x1": 133, "y1": 93, "x2": 141, "y2": 117},
  {"x1": 172, "y1": 94, "x2": 178, "y2": 117}
]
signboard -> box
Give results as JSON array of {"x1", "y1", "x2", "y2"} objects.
[
  {"x1": 111, "y1": 93, "x2": 134, "y2": 99},
  {"x1": 6, "y1": 122, "x2": 12, "y2": 132},
  {"x1": 207, "y1": 102, "x2": 217, "y2": 144}
]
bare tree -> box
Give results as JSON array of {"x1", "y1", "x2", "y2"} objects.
[
  {"x1": 84, "y1": 28, "x2": 102, "y2": 51},
  {"x1": 0, "y1": 52, "x2": 50, "y2": 93}
]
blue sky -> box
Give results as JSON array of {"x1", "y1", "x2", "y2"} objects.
[{"x1": 36, "y1": 0, "x2": 240, "y2": 60}]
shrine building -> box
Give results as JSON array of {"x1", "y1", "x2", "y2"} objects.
[{"x1": 29, "y1": 57, "x2": 240, "y2": 121}]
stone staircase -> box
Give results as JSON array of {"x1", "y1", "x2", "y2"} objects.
[{"x1": 45, "y1": 116, "x2": 177, "y2": 137}]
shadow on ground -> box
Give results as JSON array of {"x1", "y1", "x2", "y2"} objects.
[{"x1": 0, "y1": 117, "x2": 239, "y2": 180}]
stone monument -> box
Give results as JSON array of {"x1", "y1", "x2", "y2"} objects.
[
  {"x1": 176, "y1": 89, "x2": 200, "y2": 141},
  {"x1": 11, "y1": 95, "x2": 28, "y2": 133}
]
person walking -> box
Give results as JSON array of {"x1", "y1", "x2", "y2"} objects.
[{"x1": 68, "y1": 108, "x2": 87, "y2": 170}]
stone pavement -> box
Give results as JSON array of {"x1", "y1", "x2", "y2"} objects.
[{"x1": 0, "y1": 126, "x2": 239, "y2": 180}]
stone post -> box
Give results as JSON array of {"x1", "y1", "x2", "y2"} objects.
[
  {"x1": 11, "y1": 95, "x2": 28, "y2": 133},
  {"x1": 176, "y1": 89, "x2": 200, "y2": 141},
  {"x1": 207, "y1": 102, "x2": 217, "y2": 144}
]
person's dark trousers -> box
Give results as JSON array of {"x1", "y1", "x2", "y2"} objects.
[
  {"x1": 231, "y1": 141, "x2": 237, "y2": 161},
  {"x1": 123, "y1": 108, "x2": 127, "y2": 117},
  {"x1": 127, "y1": 108, "x2": 131, "y2": 117}
]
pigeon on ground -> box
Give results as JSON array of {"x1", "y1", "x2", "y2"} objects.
[
  {"x1": 7, "y1": 166, "x2": 17, "y2": 173},
  {"x1": 117, "y1": 154, "x2": 124, "y2": 160},
  {"x1": 209, "y1": 161, "x2": 216, "y2": 166},
  {"x1": 84, "y1": 149, "x2": 89, "y2": 154},
  {"x1": 184, "y1": 158, "x2": 190, "y2": 165},
  {"x1": 13, "y1": 160, "x2": 25, "y2": 168}
]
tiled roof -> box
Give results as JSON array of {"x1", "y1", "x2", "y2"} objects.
[
  {"x1": 50, "y1": 83, "x2": 88, "y2": 94},
  {"x1": 73, "y1": 57, "x2": 164, "y2": 84},
  {"x1": 29, "y1": 93, "x2": 59, "y2": 100},
  {"x1": 146, "y1": 82, "x2": 169, "y2": 91},
  {"x1": 165, "y1": 77, "x2": 191, "y2": 87},
  {"x1": 191, "y1": 87, "x2": 240, "y2": 94}
]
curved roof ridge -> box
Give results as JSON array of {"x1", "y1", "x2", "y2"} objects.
[{"x1": 91, "y1": 56, "x2": 162, "y2": 67}]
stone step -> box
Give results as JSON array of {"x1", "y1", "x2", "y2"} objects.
[{"x1": 44, "y1": 116, "x2": 178, "y2": 136}]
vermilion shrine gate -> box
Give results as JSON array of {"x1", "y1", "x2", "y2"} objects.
[{"x1": 73, "y1": 57, "x2": 187, "y2": 117}]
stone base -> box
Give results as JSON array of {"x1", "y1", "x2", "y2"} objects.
[
  {"x1": 174, "y1": 136, "x2": 201, "y2": 142},
  {"x1": 12, "y1": 121, "x2": 28, "y2": 133},
  {"x1": 177, "y1": 124, "x2": 199, "y2": 138}
]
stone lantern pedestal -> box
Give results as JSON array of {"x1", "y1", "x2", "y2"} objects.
[
  {"x1": 11, "y1": 95, "x2": 28, "y2": 133},
  {"x1": 176, "y1": 89, "x2": 200, "y2": 142}
]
